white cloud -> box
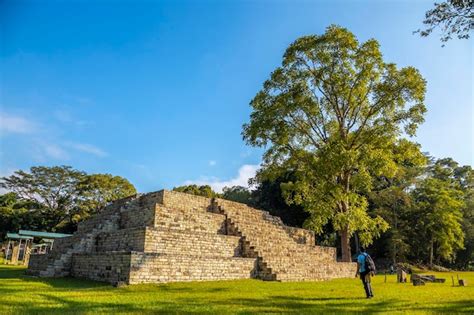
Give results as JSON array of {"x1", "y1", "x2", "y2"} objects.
[
  {"x1": 43, "y1": 143, "x2": 70, "y2": 160},
  {"x1": 0, "y1": 112, "x2": 36, "y2": 134},
  {"x1": 66, "y1": 142, "x2": 107, "y2": 157},
  {"x1": 209, "y1": 160, "x2": 217, "y2": 166},
  {"x1": 184, "y1": 164, "x2": 260, "y2": 193}
]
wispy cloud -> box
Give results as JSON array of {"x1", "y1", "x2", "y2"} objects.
[
  {"x1": 53, "y1": 109, "x2": 93, "y2": 127},
  {"x1": 1, "y1": 108, "x2": 106, "y2": 161},
  {"x1": 208, "y1": 160, "x2": 217, "y2": 166},
  {"x1": 43, "y1": 143, "x2": 70, "y2": 160},
  {"x1": 184, "y1": 164, "x2": 259, "y2": 193},
  {"x1": 65, "y1": 142, "x2": 107, "y2": 157},
  {"x1": 0, "y1": 112, "x2": 37, "y2": 134}
]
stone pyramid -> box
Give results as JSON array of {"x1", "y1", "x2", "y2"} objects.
[{"x1": 27, "y1": 190, "x2": 355, "y2": 284}]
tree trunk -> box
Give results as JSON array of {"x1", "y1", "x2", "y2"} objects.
[
  {"x1": 339, "y1": 173, "x2": 352, "y2": 262},
  {"x1": 341, "y1": 226, "x2": 351, "y2": 262},
  {"x1": 354, "y1": 232, "x2": 360, "y2": 255},
  {"x1": 429, "y1": 238, "x2": 434, "y2": 268}
]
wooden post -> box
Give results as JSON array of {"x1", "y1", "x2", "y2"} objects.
[
  {"x1": 16, "y1": 239, "x2": 22, "y2": 264},
  {"x1": 23, "y1": 239, "x2": 31, "y2": 266},
  {"x1": 384, "y1": 272, "x2": 387, "y2": 283},
  {"x1": 5, "y1": 240, "x2": 11, "y2": 262}
]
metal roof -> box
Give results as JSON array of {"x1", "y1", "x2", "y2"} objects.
[
  {"x1": 18, "y1": 230, "x2": 72, "y2": 239},
  {"x1": 6, "y1": 233, "x2": 33, "y2": 240}
]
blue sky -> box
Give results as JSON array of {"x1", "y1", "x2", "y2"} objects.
[{"x1": 1, "y1": 0, "x2": 472, "y2": 193}]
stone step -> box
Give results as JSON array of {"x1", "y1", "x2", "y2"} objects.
[
  {"x1": 215, "y1": 198, "x2": 357, "y2": 281},
  {"x1": 154, "y1": 205, "x2": 226, "y2": 234},
  {"x1": 144, "y1": 227, "x2": 242, "y2": 257},
  {"x1": 129, "y1": 253, "x2": 258, "y2": 283},
  {"x1": 71, "y1": 251, "x2": 258, "y2": 284},
  {"x1": 96, "y1": 227, "x2": 243, "y2": 257}
]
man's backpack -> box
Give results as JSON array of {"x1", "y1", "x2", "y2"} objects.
[{"x1": 364, "y1": 253, "x2": 376, "y2": 273}]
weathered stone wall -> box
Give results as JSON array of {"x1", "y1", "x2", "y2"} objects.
[
  {"x1": 27, "y1": 254, "x2": 49, "y2": 273},
  {"x1": 119, "y1": 192, "x2": 162, "y2": 228},
  {"x1": 154, "y1": 204, "x2": 226, "y2": 234},
  {"x1": 76, "y1": 195, "x2": 136, "y2": 233},
  {"x1": 144, "y1": 227, "x2": 242, "y2": 257},
  {"x1": 96, "y1": 228, "x2": 146, "y2": 252},
  {"x1": 160, "y1": 190, "x2": 211, "y2": 212},
  {"x1": 128, "y1": 252, "x2": 257, "y2": 284},
  {"x1": 71, "y1": 252, "x2": 131, "y2": 284},
  {"x1": 284, "y1": 226, "x2": 316, "y2": 246}
]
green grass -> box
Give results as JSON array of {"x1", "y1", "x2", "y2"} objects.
[{"x1": 0, "y1": 265, "x2": 472, "y2": 314}]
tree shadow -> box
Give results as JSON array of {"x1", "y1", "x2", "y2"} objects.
[
  {"x1": 0, "y1": 266, "x2": 109, "y2": 292},
  {"x1": 3, "y1": 294, "x2": 151, "y2": 315},
  {"x1": 222, "y1": 296, "x2": 400, "y2": 314},
  {"x1": 1, "y1": 266, "x2": 472, "y2": 314},
  {"x1": 412, "y1": 299, "x2": 474, "y2": 314}
]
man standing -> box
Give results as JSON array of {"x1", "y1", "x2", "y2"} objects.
[{"x1": 355, "y1": 247, "x2": 375, "y2": 298}]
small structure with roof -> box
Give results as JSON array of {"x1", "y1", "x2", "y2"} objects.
[{"x1": 3, "y1": 230, "x2": 72, "y2": 265}]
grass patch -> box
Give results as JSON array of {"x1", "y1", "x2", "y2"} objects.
[{"x1": 0, "y1": 265, "x2": 472, "y2": 314}]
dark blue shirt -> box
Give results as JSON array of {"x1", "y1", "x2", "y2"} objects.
[{"x1": 357, "y1": 253, "x2": 367, "y2": 273}]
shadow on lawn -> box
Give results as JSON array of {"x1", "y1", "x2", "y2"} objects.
[
  {"x1": 221, "y1": 296, "x2": 399, "y2": 314},
  {"x1": 1, "y1": 294, "x2": 152, "y2": 315},
  {"x1": 1, "y1": 265, "x2": 106, "y2": 287},
  {"x1": 0, "y1": 266, "x2": 26, "y2": 279},
  {"x1": 1, "y1": 266, "x2": 472, "y2": 314},
  {"x1": 5, "y1": 293, "x2": 474, "y2": 315},
  {"x1": 412, "y1": 299, "x2": 474, "y2": 314}
]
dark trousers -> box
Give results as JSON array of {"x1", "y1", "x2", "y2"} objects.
[{"x1": 360, "y1": 271, "x2": 374, "y2": 297}]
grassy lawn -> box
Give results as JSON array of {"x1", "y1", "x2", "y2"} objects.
[{"x1": 0, "y1": 265, "x2": 472, "y2": 314}]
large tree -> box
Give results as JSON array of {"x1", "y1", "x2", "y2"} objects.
[
  {"x1": 0, "y1": 166, "x2": 137, "y2": 233},
  {"x1": 416, "y1": 0, "x2": 473, "y2": 44},
  {"x1": 243, "y1": 25, "x2": 427, "y2": 261},
  {"x1": 76, "y1": 173, "x2": 137, "y2": 218},
  {"x1": 0, "y1": 193, "x2": 43, "y2": 239},
  {"x1": 411, "y1": 177, "x2": 465, "y2": 267},
  {"x1": 0, "y1": 166, "x2": 86, "y2": 228},
  {"x1": 423, "y1": 158, "x2": 473, "y2": 268}
]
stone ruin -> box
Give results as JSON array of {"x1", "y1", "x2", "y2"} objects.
[{"x1": 27, "y1": 190, "x2": 356, "y2": 284}]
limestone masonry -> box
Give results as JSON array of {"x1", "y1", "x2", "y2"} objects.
[{"x1": 27, "y1": 190, "x2": 356, "y2": 284}]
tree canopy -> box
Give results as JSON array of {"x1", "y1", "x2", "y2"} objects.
[
  {"x1": 172, "y1": 185, "x2": 219, "y2": 198},
  {"x1": 221, "y1": 186, "x2": 253, "y2": 204},
  {"x1": 416, "y1": 0, "x2": 473, "y2": 44},
  {"x1": 243, "y1": 25, "x2": 427, "y2": 261},
  {"x1": 0, "y1": 166, "x2": 136, "y2": 233}
]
